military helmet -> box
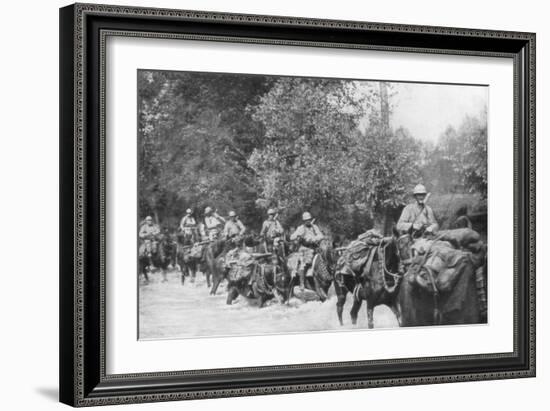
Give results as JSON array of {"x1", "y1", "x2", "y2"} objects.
[
  {"x1": 267, "y1": 208, "x2": 276, "y2": 215},
  {"x1": 413, "y1": 184, "x2": 427, "y2": 195},
  {"x1": 228, "y1": 210, "x2": 237, "y2": 217},
  {"x1": 186, "y1": 208, "x2": 192, "y2": 214},
  {"x1": 204, "y1": 206, "x2": 213, "y2": 214},
  {"x1": 302, "y1": 211, "x2": 313, "y2": 221},
  {"x1": 145, "y1": 216, "x2": 153, "y2": 221}
]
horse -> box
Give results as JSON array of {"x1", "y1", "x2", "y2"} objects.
[
  {"x1": 176, "y1": 229, "x2": 203, "y2": 285},
  {"x1": 286, "y1": 238, "x2": 335, "y2": 302},
  {"x1": 226, "y1": 253, "x2": 291, "y2": 307},
  {"x1": 394, "y1": 229, "x2": 484, "y2": 327},
  {"x1": 334, "y1": 236, "x2": 402, "y2": 328},
  {"x1": 208, "y1": 233, "x2": 268, "y2": 295},
  {"x1": 138, "y1": 233, "x2": 172, "y2": 284},
  {"x1": 206, "y1": 238, "x2": 235, "y2": 295}
]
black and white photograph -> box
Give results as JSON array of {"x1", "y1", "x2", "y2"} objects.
[{"x1": 137, "y1": 70, "x2": 489, "y2": 340}]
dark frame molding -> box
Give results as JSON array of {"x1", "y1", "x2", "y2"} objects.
[{"x1": 60, "y1": 3, "x2": 535, "y2": 407}]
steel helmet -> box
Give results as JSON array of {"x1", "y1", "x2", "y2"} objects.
[
  {"x1": 413, "y1": 184, "x2": 427, "y2": 195},
  {"x1": 267, "y1": 208, "x2": 276, "y2": 215},
  {"x1": 302, "y1": 211, "x2": 313, "y2": 221},
  {"x1": 204, "y1": 206, "x2": 213, "y2": 214},
  {"x1": 145, "y1": 216, "x2": 153, "y2": 221},
  {"x1": 186, "y1": 208, "x2": 192, "y2": 214},
  {"x1": 228, "y1": 210, "x2": 237, "y2": 217}
]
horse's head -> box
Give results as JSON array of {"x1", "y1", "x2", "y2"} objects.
[{"x1": 392, "y1": 225, "x2": 414, "y2": 267}]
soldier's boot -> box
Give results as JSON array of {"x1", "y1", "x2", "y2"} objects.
[{"x1": 475, "y1": 266, "x2": 487, "y2": 322}]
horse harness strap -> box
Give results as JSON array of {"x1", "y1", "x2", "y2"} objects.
[{"x1": 377, "y1": 243, "x2": 402, "y2": 293}]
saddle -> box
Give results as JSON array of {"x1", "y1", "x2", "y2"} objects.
[
  {"x1": 188, "y1": 243, "x2": 204, "y2": 259},
  {"x1": 336, "y1": 230, "x2": 382, "y2": 276},
  {"x1": 408, "y1": 233, "x2": 486, "y2": 320},
  {"x1": 410, "y1": 241, "x2": 471, "y2": 293},
  {"x1": 226, "y1": 251, "x2": 256, "y2": 282}
]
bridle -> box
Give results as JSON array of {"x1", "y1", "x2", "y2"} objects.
[{"x1": 377, "y1": 240, "x2": 403, "y2": 293}]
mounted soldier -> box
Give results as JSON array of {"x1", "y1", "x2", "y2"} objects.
[
  {"x1": 138, "y1": 216, "x2": 169, "y2": 282},
  {"x1": 179, "y1": 208, "x2": 198, "y2": 239},
  {"x1": 139, "y1": 216, "x2": 161, "y2": 260},
  {"x1": 204, "y1": 206, "x2": 225, "y2": 241},
  {"x1": 289, "y1": 212, "x2": 325, "y2": 292},
  {"x1": 396, "y1": 184, "x2": 439, "y2": 237},
  {"x1": 223, "y1": 210, "x2": 246, "y2": 250},
  {"x1": 259, "y1": 208, "x2": 284, "y2": 254}
]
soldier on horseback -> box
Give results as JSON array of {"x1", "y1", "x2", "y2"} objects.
[
  {"x1": 223, "y1": 211, "x2": 246, "y2": 249},
  {"x1": 204, "y1": 206, "x2": 225, "y2": 241},
  {"x1": 396, "y1": 184, "x2": 439, "y2": 236},
  {"x1": 179, "y1": 208, "x2": 200, "y2": 242},
  {"x1": 259, "y1": 208, "x2": 284, "y2": 254},
  {"x1": 290, "y1": 212, "x2": 324, "y2": 292},
  {"x1": 139, "y1": 216, "x2": 161, "y2": 260}
]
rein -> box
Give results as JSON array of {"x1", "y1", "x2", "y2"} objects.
[{"x1": 378, "y1": 241, "x2": 402, "y2": 293}]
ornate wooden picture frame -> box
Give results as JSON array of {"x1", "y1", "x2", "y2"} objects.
[{"x1": 59, "y1": 3, "x2": 535, "y2": 407}]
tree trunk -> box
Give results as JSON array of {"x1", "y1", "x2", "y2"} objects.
[{"x1": 379, "y1": 82, "x2": 390, "y2": 134}]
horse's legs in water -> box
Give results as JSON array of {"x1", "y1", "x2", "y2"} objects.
[
  {"x1": 226, "y1": 286, "x2": 239, "y2": 305},
  {"x1": 159, "y1": 256, "x2": 167, "y2": 282},
  {"x1": 350, "y1": 298, "x2": 363, "y2": 325},
  {"x1": 188, "y1": 261, "x2": 196, "y2": 284},
  {"x1": 390, "y1": 303, "x2": 401, "y2": 326},
  {"x1": 140, "y1": 260, "x2": 149, "y2": 284},
  {"x1": 210, "y1": 277, "x2": 221, "y2": 295},
  {"x1": 335, "y1": 280, "x2": 348, "y2": 325},
  {"x1": 210, "y1": 265, "x2": 226, "y2": 295},
  {"x1": 366, "y1": 301, "x2": 374, "y2": 329},
  {"x1": 204, "y1": 261, "x2": 211, "y2": 288},
  {"x1": 180, "y1": 263, "x2": 187, "y2": 286},
  {"x1": 207, "y1": 255, "x2": 222, "y2": 295}
]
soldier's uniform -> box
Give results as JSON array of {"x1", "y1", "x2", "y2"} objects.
[
  {"x1": 290, "y1": 223, "x2": 324, "y2": 266},
  {"x1": 260, "y1": 219, "x2": 284, "y2": 240},
  {"x1": 180, "y1": 215, "x2": 197, "y2": 231},
  {"x1": 396, "y1": 203, "x2": 438, "y2": 233},
  {"x1": 396, "y1": 184, "x2": 439, "y2": 234},
  {"x1": 223, "y1": 218, "x2": 246, "y2": 240},
  {"x1": 139, "y1": 222, "x2": 160, "y2": 257},
  {"x1": 204, "y1": 212, "x2": 225, "y2": 241},
  {"x1": 260, "y1": 219, "x2": 284, "y2": 252},
  {"x1": 179, "y1": 212, "x2": 198, "y2": 241}
]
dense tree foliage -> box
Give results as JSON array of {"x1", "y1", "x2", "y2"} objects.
[
  {"x1": 138, "y1": 70, "x2": 487, "y2": 236},
  {"x1": 421, "y1": 109, "x2": 488, "y2": 197}
]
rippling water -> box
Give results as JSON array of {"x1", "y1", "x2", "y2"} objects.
[{"x1": 139, "y1": 270, "x2": 399, "y2": 340}]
